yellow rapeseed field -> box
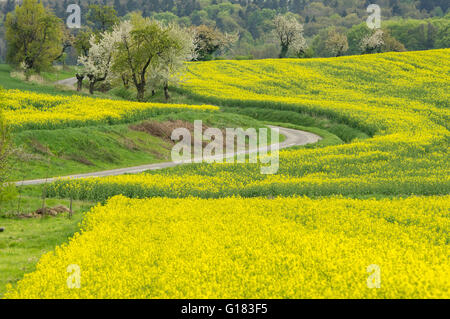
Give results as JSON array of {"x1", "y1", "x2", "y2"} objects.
[
  {"x1": 49, "y1": 50, "x2": 450, "y2": 200},
  {"x1": 1, "y1": 89, "x2": 218, "y2": 131},
  {"x1": 5, "y1": 49, "x2": 450, "y2": 299},
  {"x1": 5, "y1": 196, "x2": 449, "y2": 299}
]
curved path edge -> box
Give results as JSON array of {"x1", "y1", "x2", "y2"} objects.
[
  {"x1": 54, "y1": 77, "x2": 77, "y2": 88},
  {"x1": 15, "y1": 126, "x2": 321, "y2": 186}
]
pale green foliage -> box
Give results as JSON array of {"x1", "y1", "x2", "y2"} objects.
[
  {"x1": 360, "y1": 29, "x2": 406, "y2": 54},
  {"x1": 73, "y1": 27, "x2": 94, "y2": 57},
  {"x1": 325, "y1": 28, "x2": 349, "y2": 57},
  {"x1": 86, "y1": 4, "x2": 119, "y2": 32},
  {"x1": 111, "y1": 14, "x2": 186, "y2": 101},
  {"x1": 190, "y1": 25, "x2": 237, "y2": 61},
  {"x1": 148, "y1": 24, "x2": 196, "y2": 99},
  {"x1": 5, "y1": 0, "x2": 63, "y2": 73}
]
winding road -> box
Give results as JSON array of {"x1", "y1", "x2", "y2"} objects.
[
  {"x1": 15, "y1": 126, "x2": 321, "y2": 186},
  {"x1": 54, "y1": 77, "x2": 77, "y2": 88}
]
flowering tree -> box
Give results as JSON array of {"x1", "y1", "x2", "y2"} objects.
[
  {"x1": 112, "y1": 14, "x2": 178, "y2": 101},
  {"x1": 325, "y1": 28, "x2": 349, "y2": 57},
  {"x1": 360, "y1": 29, "x2": 384, "y2": 54},
  {"x1": 274, "y1": 14, "x2": 305, "y2": 58},
  {"x1": 291, "y1": 33, "x2": 309, "y2": 57},
  {"x1": 360, "y1": 29, "x2": 406, "y2": 54},
  {"x1": 149, "y1": 25, "x2": 196, "y2": 100},
  {"x1": 73, "y1": 27, "x2": 93, "y2": 91},
  {"x1": 78, "y1": 31, "x2": 118, "y2": 94}
]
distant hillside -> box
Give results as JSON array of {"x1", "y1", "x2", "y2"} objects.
[
  {"x1": 2, "y1": 1, "x2": 448, "y2": 37},
  {"x1": 0, "y1": 0, "x2": 448, "y2": 60}
]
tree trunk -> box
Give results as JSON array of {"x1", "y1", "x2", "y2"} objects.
[
  {"x1": 163, "y1": 84, "x2": 170, "y2": 101},
  {"x1": 279, "y1": 44, "x2": 289, "y2": 59},
  {"x1": 122, "y1": 75, "x2": 129, "y2": 89},
  {"x1": 151, "y1": 90, "x2": 155, "y2": 97},
  {"x1": 76, "y1": 74, "x2": 84, "y2": 92},
  {"x1": 89, "y1": 81, "x2": 95, "y2": 95},
  {"x1": 24, "y1": 57, "x2": 34, "y2": 79},
  {"x1": 137, "y1": 84, "x2": 145, "y2": 102}
]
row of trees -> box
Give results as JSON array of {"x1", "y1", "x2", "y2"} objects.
[
  {"x1": 5, "y1": 0, "x2": 237, "y2": 100},
  {"x1": 2, "y1": 1, "x2": 446, "y2": 36},
  {"x1": 2, "y1": 0, "x2": 448, "y2": 61},
  {"x1": 273, "y1": 13, "x2": 406, "y2": 58},
  {"x1": 310, "y1": 24, "x2": 407, "y2": 58},
  {"x1": 77, "y1": 14, "x2": 196, "y2": 100},
  {"x1": 4, "y1": 1, "x2": 447, "y2": 100}
]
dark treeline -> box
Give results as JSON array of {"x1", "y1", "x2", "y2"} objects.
[
  {"x1": 17, "y1": 1, "x2": 447, "y2": 19},
  {"x1": 0, "y1": 0, "x2": 449, "y2": 60}
]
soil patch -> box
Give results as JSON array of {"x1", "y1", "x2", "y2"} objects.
[{"x1": 15, "y1": 205, "x2": 71, "y2": 219}]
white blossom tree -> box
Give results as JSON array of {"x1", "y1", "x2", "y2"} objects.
[
  {"x1": 78, "y1": 31, "x2": 119, "y2": 94},
  {"x1": 291, "y1": 33, "x2": 308, "y2": 57},
  {"x1": 149, "y1": 24, "x2": 196, "y2": 100},
  {"x1": 274, "y1": 14, "x2": 306, "y2": 58},
  {"x1": 360, "y1": 29, "x2": 384, "y2": 54}
]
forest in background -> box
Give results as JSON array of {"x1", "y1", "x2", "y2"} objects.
[{"x1": 0, "y1": 0, "x2": 449, "y2": 61}]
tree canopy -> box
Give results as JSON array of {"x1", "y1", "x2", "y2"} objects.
[
  {"x1": 5, "y1": 0, "x2": 63, "y2": 73},
  {"x1": 2, "y1": 0, "x2": 447, "y2": 60}
]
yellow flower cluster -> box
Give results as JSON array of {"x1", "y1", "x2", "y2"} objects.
[
  {"x1": 1, "y1": 89, "x2": 218, "y2": 131},
  {"x1": 5, "y1": 196, "x2": 449, "y2": 299}
]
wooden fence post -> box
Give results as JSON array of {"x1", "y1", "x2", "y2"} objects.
[
  {"x1": 69, "y1": 196, "x2": 73, "y2": 219},
  {"x1": 41, "y1": 164, "x2": 50, "y2": 214},
  {"x1": 16, "y1": 175, "x2": 25, "y2": 215}
]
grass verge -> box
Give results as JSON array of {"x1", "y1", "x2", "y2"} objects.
[
  {"x1": 10, "y1": 110, "x2": 274, "y2": 182},
  {"x1": 0, "y1": 192, "x2": 95, "y2": 297}
]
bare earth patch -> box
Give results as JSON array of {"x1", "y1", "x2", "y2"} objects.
[
  {"x1": 130, "y1": 120, "x2": 226, "y2": 148},
  {"x1": 15, "y1": 205, "x2": 71, "y2": 219}
]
